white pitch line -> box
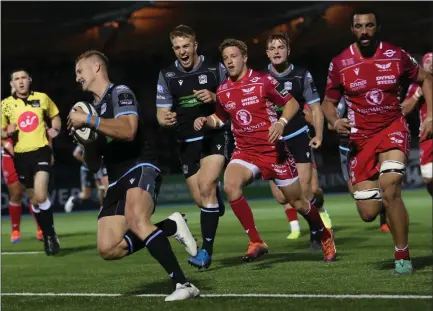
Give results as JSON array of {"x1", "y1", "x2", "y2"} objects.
[
  {"x1": 2, "y1": 251, "x2": 43, "y2": 255},
  {"x1": 1, "y1": 293, "x2": 431, "y2": 300}
]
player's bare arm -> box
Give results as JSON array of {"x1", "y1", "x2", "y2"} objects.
[
  {"x1": 68, "y1": 106, "x2": 138, "y2": 141},
  {"x1": 416, "y1": 68, "x2": 433, "y2": 137},
  {"x1": 269, "y1": 97, "x2": 300, "y2": 143},
  {"x1": 309, "y1": 102, "x2": 324, "y2": 149},
  {"x1": 193, "y1": 114, "x2": 223, "y2": 131},
  {"x1": 1, "y1": 124, "x2": 17, "y2": 139},
  {"x1": 401, "y1": 93, "x2": 420, "y2": 116},
  {"x1": 321, "y1": 96, "x2": 352, "y2": 136},
  {"x1": 304, "y1": 106, "x2": 313, "y2": 125},
  {"x1": 156, "y1": 107, "x2": 177, "y2": 127}
]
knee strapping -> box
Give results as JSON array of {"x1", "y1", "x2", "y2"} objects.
[
  {"x1": 353, "y1": 188, "x2": 382, "y2": 201},
  {"x1": 380, "y1": 160, "x2": 405, "y2": 177}
]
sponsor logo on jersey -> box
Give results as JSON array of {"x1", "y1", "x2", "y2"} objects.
[
  {"x1": 267, "y1": 75, "x2": 278, "y2": 85},
  {"x1": 376, "y1": 75, "x2": 396, "y2": 85},
  {"x1": 178, "y1": 80, "x2": 183, "y2": 86},
  {"x1": 354, "y1": 68, "x2": 360, "y2": 76},
  {"x1": 365, "y1": 89, "x2": 384, "y2": 106},
  {"x1": 30, "y1": 100, "x2": 40, "y2": 108},
  {"x1": 157, "y1": 84, "x2": 164, "y2": 93},
  {"x1": 241, "y1": 96, "x2": 259, "y2": 106},
  {"x1": 225, "y1": 101, "x2": 235, "y2": 110},
  {"x1": 165, "y1": 72, "x2": 175, "y2": 78},
  {"x1": 375, "y1": 63, "x2": 392, "y2": 71},
  {"x1": 271, "y1": 163, "x2": 288, "y2": 175},
  {"x1": 349, "y1": 79, "x2": 367, "y2": 90},
  {"x1": 328, "y1": 62, "x2": 334, "y2": 71},
  {"x1": 198, "y1": 74, "x2": 207, "y2": 85},
  {"x1": 383, "y1": 49, "x2": 396, "y2": 58},
  {"x1": 179, "y1": 94, "x2": 201, "y2": 108},
  {"x1": 284, "y1": 81, "x2": 292, "y2": 91},
  {"x1": 241, "y1": 86, "x2": 256, "y2": 95},
  {"x1": 118, "y1": 93, "x2": 135, "y2": 107},
  {"x1": 250, "y1": 77, "x2": 260, "y2": 83},
  {"x1": 226, "y1": 92, "x2": 230, "y2": 98},
  {"x1": 18, "y1": 111, "x2": 39, "y2": 132},
  {"x1": 236, "y1": 109, "x2": 252, "y2": 125}
]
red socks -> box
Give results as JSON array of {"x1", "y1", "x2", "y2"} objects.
[
  {"x1": 285, "y1": 207, "x2": 298, "y2": 222},
  {"x1": 300, "y1": 202, "x2": 331, "y2": 241},
  {"x1": 8, "y1": 202, "x2": 22, "y2": 231},
  {"x1": 395, "y1": 246, "x2": 410, "y2": 260},
  {"x1": 230, "y1": 196, "x2": 262, "y2": 243}
]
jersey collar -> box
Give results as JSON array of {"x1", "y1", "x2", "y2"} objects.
[
  {"x1": 93, "y1": 83, "x2": 114, "y2": 107},
  {"x1": 12, "y1": 90, "x2": 34, "y2": 103},
  {"x1": 267, "y1": 63, "x2": 294, "y2": 77}
]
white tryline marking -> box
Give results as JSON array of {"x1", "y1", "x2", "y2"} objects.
[
  {"x1": 2, "y1": 251, "x2": 43, "y2": 255},
  {"x1": 1, "y1": 293, "x2": 431, "y2": 299}
]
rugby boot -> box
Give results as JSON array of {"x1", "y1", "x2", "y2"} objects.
[
  {"x1": 10, "y1": 230, "x2": 21, "y2": 243},
  {"x1": 165, "y1": 282, "x2": 200, "y2": 301},
  {"x1": 168, "y1": 212, "x2": 198, "y2": 256},
  {"x1": 242, "y1": 241, "x2": 269, "y2": 262},
  {"x1": 393, "y1": 259, "x2": 413, "y2": 276},
  {"x1": 321, "y1": 228, "x2": 337, "y2": 262},
  {"x1": 188, "y1": 249, "x2": 212, "y2": 269}
]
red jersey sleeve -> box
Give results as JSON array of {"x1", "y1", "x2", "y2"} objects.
[
  {"x1": 324, "y1": 59, "x2": 343, "y2": 101},
  {"x1": 215, "y1": 95, "x2": 229, "y2": 121},
  {"x1": 405, "y1": 83, "x2": 422, "y2": 100},
  {"x1": 401, "y1": 49, "x2": 420, "y2": 81},
  {"x1": 264, "y1": 74, "x2": 292, "y2": 107}
]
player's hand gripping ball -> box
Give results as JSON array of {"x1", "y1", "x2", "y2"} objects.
[{"x1": 68, "y1": 101, "x2": 99, "y2": 144}]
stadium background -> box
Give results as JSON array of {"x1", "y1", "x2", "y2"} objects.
[{"x1": 1, "y1": 1, "x2": 432, "y2": 211}]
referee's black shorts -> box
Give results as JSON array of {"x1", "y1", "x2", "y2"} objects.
[{"x1": 14, "y1": 145, "x2": 52, "y2": 189}]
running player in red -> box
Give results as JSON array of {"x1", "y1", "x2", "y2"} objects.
[
  {"x1": 402, "y1": 52, "x2": 433, "y2": 196},
  {"x1": 321, "y1": 9, "x2": 432, "y2": 275},
  {"x1": 194, "y1": 39, "x2": 336, "y2": 262}
]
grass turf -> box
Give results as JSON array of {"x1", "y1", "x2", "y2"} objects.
[{"x1": 1, "y1": 189, "x2": 432, "y2": 310}]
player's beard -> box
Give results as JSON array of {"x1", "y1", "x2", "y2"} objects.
[{"x1": 356, "y1": 34, "x2": 379, "y2": 58}]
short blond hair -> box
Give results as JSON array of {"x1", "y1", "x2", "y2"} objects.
[
  {"x1": 75, "y1": 50, "x2": 109, "y2": 68},
  {"x1": 169, "y1": 25, "x2": 196, "y2": 41},
  {"x1": 219, "y1": 39, "x2": 248, "y2": 56}
]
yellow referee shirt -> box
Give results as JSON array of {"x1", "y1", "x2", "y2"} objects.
[{"x1": 1, "y1": 92, "x2": 59, "y2": 153}]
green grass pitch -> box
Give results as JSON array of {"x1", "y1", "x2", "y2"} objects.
[{"x1": 1, "y1": 189, "x2": 432, "y2": 311}]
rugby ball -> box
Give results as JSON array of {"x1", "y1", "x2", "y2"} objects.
[{"x1": 71, "y1": 101, "x2": 98, "y2": 144}]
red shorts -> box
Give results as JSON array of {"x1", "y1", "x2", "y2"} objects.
[
  {"x1": 230, "y1": 148, "x2": 298, "y2": 185},
  {"x1": 419, "y1": 139, "x2": 433, "y2": 166},
  {"x1": 349, "y1": 118, "x2": 410, "y2": 185},
  {"x1": 1, "y1": 153, "x2": 19, "y2": 185}
]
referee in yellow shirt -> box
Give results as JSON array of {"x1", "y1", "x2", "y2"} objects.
[{"x1": 1, "y1": 69, "x2": 61, "y2": 255}]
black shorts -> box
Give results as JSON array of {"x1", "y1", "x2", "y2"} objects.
[
  {"x1": 80, "y1": 166, "x2": 94, "y2": 188},
  {"x1": 179, "y1": 130, "x2": 233, "y2": 179},
  {"x1": 14, "y1": 145, "x2": 52, "y2": 189},
  {"x1": 98, "y1": 165, "x2": 162, "y2": 219},
  {"x1": 285, "y1": 131, "x2": 313, "y2": 164},
  {"x1": 339, "y1": 145, "x2": 350, "y2": 183},
  {"x1": 94, "y1": 165, "x2": 108, "y2": 180}
]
